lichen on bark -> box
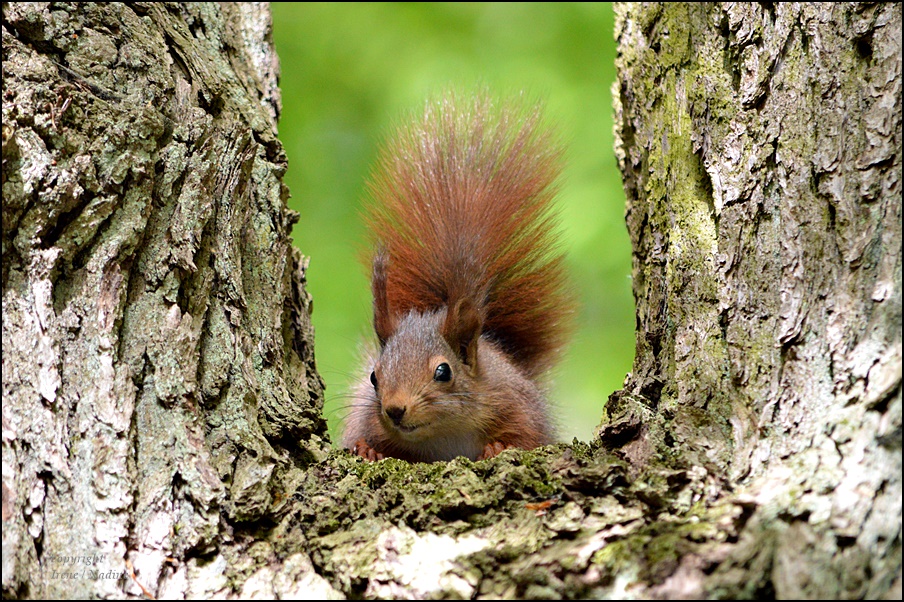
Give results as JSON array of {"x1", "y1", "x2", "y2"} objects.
[
  {"x1": 614, "y1": 2, "x2": 901, "y2": 597},
  {"x1": 3, "y1": 3, "x2": 324, "y2": 598}
]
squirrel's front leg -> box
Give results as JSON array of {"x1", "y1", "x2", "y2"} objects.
[
  {"x1": 477, "y1": 441, "x2": 511, "y2": 460},
  {"x1": 352, "y1": 438, "x2": 385, "y2": 462}
]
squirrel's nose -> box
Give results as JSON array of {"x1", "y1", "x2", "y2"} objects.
[{"x1": 384, "y1": 406, "x2": 406, "y2": 425}]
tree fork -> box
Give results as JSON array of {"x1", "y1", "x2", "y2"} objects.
[{"x1": 2, "y1": 2, "x2": 900, "y2": 599}]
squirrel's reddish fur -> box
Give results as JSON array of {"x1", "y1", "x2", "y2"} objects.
[{"x1": 342, "y1": 93, "x2": 573, "y2": 463}]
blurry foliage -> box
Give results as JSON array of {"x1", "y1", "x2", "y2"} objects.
[{"x1": 272, "y1": 2, "x2": 633, "y2": 443}]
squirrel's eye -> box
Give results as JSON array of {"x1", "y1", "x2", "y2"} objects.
[
  {"x1": 433, "y1": 363, "x2": 452, "y2": 382},
  {"x1": 370, "y1": 370, "x2": 378, "y2": 389}
]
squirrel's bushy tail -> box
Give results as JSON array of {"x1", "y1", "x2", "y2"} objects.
[{"x1": 365, "y1": 92, "x2": 573, "y2": 376}]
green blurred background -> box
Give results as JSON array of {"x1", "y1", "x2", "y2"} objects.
[{"x1": 271, "y1": 2, "x2": 633, "y2": 444}]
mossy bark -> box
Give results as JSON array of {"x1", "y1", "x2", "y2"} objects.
[
  {"x1": 2, "y1": 3, "x2": 325, "y2": 598},
  {"x1": 2, "y1": 2, "x2": 900, "y2": 600},
  {"x1": 613, "y1": 2, "x2": 901, "y2": 597}
]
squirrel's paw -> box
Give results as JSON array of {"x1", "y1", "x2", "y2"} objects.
[
  {"x1": 477, "y1": 441, "x2": 510, "y2": 460},
  {"x1": 352, "y1": 439, "x2": 385, "y2": 462}
]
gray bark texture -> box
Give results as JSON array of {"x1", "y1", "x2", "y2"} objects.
[
  {"x1": 2, "y1": 2, "x2": 326, "y2": 598},
  {"x1": 613, "y1": 1, "x2": 901, "y2": 598},
  {"x1": 1, "y1": 2, "x2": 900, "y2": 600}
]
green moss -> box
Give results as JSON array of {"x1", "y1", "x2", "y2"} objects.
[
  {"x1": 272, "y1": 427, "x2": 754, "y2": 597},
  {"x1": 591, "y1": 538, "x2": 633, "y2": 572}
]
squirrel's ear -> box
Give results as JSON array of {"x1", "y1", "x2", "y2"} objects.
[
  {"x1": 372, "y1": 249, "x2": 395, "y2": 348},
  {"x1": 443, "y1": 298, "x2": 481, "y2": 368}
]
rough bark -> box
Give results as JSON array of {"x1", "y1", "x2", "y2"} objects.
[
  {"x1": 2, "y1": 2, "x2": 900, "y2": 600},
  {"x1": 2, "y1": 2, "x2": 326, "y2": 598},
  {"x1": 612, "y1": 2, "x2": 901, "y2": 597}
]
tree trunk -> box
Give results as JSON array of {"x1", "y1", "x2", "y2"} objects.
[
  {"x1": 2, "y1": 3, "x2": 326, "y2": 598},
  {"x1": 612, "y1": 2, "x2": 901, "y2": 597},
  {"x1": 2, "y1": 2, "x2": 900, "y2": 600}
]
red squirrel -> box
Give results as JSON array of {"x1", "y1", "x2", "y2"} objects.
[{"x1": 342, "y1": 92, "x2": 573, "y2": 462}]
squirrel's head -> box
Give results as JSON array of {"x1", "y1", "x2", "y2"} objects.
[{"x1": 368, "y1": 300, "x2": 487, "y2": 447}]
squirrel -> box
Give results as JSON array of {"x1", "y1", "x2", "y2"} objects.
[{"x1": 341, "y1": 92, "x2": 573, "y2": 462}]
